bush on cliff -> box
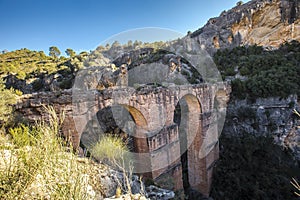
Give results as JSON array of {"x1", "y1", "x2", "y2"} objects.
[{"x1": 214, "y1": 41, "x2": 300, "y2": 99}]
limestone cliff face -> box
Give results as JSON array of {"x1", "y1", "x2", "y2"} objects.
[
  {"x1": 190, "y1": 0, "x2": 300, "y2": 54},
  {"x1": 223, "y1": 95, "x2": 300, "y2": 160}
]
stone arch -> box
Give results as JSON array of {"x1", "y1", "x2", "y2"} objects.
[
  {"x1": 79, "y1": 103, "x2": 151, "y2": 175},
  {"x1": 80, "y1": 104, "x2": 148, "y2": 149},
  {"x1": 173, "y1": 94, "x2": 203, "y2": 194},
  {"x1": 110, "y1": 104, "x2": 151, "y2": 176},
  {"x1": 119, "y1": 104, "x2": 147, "y2": 129},
  {"x1": 115, "y1": 104, "x2": 150, "y2": 158}
]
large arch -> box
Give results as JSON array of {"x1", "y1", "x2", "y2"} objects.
[
  {"x1": 173, "y1": 94, "x2": 203, "y2": 195},
  {"x1": 79, "y1": 104, "x2": 151, "y2": 175},
  {"x1": 110, "y1": 104, "x2": 149, "y2": 153},
  {"x1": 118, "y1": 105, "x2": 147, "y2": 128}
]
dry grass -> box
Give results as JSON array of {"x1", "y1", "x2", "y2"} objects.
[
  {"x1": 0, "y1": 106, "x2": 103, "y2": 199},
  {"x1": 90, "y1": 135, "x2": 135, "y2": 195}
]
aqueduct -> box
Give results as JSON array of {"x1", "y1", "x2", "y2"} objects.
[{"x1": 15, "y1": 82, "x2": 230, "y2": 196}]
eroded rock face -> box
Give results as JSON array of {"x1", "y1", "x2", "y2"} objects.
[
  {"x1": 4, "y1": 74, "x2": 32, "y2": 93},
  {"x1": 190, "y1": 0, "x2": 300, "y2": 54},
  {"x1": 223, "y1": 95, "x2": 300, "y2": 160},
  {"x1": 74, "y1": 48, "x2": 204, "y2": 92}
]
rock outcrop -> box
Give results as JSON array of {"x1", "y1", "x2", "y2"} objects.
[
  {"x1": 223, "y1": 95, "x2": 300, "y2": 160},
  {"x1": 189, "y1": 0, "x2": 300, "y2": 54}
]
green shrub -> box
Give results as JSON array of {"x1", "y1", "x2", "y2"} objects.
[
  {"x1": 214, "y1": 41, "x2": 300, "y2": 99},
  {"x1": 90, "y1": 135, "x2": 134, "y2": 194},
  {"x1": 9, "y1": 125, "x2": 40, "y2": 147},
  {"x1": 231, "y1": 79, "x2": 247, "y2": 99},
  {"x1": 90, "y1": 135, "x2": 131, "y2": 170}
]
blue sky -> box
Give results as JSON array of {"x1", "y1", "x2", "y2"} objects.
[{"x1": 0, "y1": 0, "x2": 249, "y2": 54}]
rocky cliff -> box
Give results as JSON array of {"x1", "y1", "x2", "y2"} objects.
[
  {"x1": 190, "y1": 0, "x2": 300, "y2": 54},
  {"x1": 223, "y1": 95, "x2": 300, "y2": 160}
]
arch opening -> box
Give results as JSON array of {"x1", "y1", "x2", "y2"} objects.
[
  {"x1": 79, "y1": 104, "x2": 150, "y2": 174},
  {"x1": 173, "y1": 94, "x2": 202, "y2": 195},
  {"x1": 80, "y1": 104, "x2": 147, "y2": 146}
]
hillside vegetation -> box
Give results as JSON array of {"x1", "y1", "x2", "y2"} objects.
[
  {"x1": 0, "y1": 41, "x2": 166, "y2": 79},
  {"x1": 0, "y1": 41, "x2": 168, "y2": 93},
  {"x1": 0, "y1": 48, "x2": 66, "y2": 80},
  {"x1": 212, "y1": 40, "x2": 300, "y2": 200},
  {"x1": 214, "y1": 41, "x2": 300, "y2": 99},
  {"x1": 0, "y1": 47, "x2": 90, "y2": 93}
]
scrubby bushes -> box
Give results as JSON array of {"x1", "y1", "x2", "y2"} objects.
[
  {"x1": 91, "y1": 135, "x2": 130, "y2": 165},
  {"x1": 212, "y1": 41, "x2": 300, "y2": 199},
  {"x1": 214, "y1": 41, "x2": 300, "y2": 99},
  {"x1": 0, "y1": 49, "x2": 63, "y2": 80},
  {"x1": 0, "y1": 48, "x2": 89, "y2": 92}
]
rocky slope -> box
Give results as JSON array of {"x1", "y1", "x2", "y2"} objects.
[{"x1": 189, "y1": 0, "x2": 300, "y2": 54}]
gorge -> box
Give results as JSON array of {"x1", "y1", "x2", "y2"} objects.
[{"x1": 1, "y1": 0, "x2": 300, "y2": 199}]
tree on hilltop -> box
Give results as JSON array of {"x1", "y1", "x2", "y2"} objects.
[
  {"x1": 236, "y1": 1, "x2": 244, "y2": 6},
  {"x1": 65, "y1": 48, "x2": 76, "y2": 58},
  {"x1": 49, "y1": 46, "x2": 61, "y2": 58},
  {"x1": 111, "y1": 41, "x2": 121, "y2": 49},
  {"x1": 1, "y1": 49, "x2": 8, "y2": 54}
]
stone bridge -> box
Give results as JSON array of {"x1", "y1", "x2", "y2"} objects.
[{"x1": 15, "y1": 82, "x2": 231, "y2": 196}]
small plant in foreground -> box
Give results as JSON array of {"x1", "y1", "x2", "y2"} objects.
[{"x1": 90, "y1": 135, "x2": 136, "y2": 195}]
